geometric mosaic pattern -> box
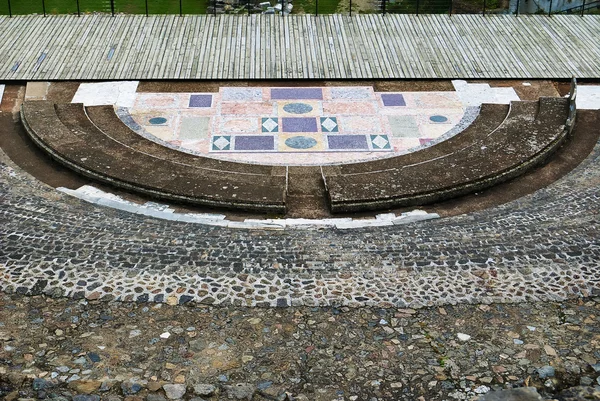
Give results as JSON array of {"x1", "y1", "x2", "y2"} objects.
[{"x1": 125, "y1": 86, "x2": 466, "y2": 165}]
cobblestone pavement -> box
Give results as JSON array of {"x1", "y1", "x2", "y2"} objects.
[{"x1": 1, "y1": 111, "x2": 600, "y2": 307}]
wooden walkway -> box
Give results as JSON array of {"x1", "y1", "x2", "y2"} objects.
[{"x1": 0, "y1": 14, "x2": 599, "y2": 80}]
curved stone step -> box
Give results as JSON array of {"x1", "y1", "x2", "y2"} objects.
[
  {"x1": 323, "y1": 98, "x2": 570, "y2": 212},
  {"x1": 21, "y1": 101, "x2": 287, "y2": 213}
]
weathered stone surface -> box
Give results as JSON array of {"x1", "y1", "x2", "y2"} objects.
[
  {"x1": 479, "y1": 387, "x2": 543, "y2": 401},
  {"x1": 224, "y1": 383, "x2": 255, "y2": 400},
  {"x1": 556, "y1": 386, "x2": 600, "y2": 401},
  {"x1": 68, "y1": 380, "x2": 102, "y2": 394},
  {"x1": 193, "y1": 384, "x2": 216, "y2": 396},
  {"x1": 163, "y1": 384, "x2": 186, "y2": 400}
]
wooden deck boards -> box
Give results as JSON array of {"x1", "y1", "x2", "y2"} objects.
[{"x1": 0, "y1": 14, "x2": 598, "y2": 80}]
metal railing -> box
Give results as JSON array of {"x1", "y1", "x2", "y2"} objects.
[
  {"x1": 1, "y1": 0, "x2": 599, "y2": 16},
  {"x1": 566, "y1": 76, "x2": 577, "y2": 134},
  {"x1": 551, "y1": 0, "x2": 600, "y2": 15}
]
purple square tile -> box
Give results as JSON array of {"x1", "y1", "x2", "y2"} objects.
[
  {"x1": 271, "y1": 88, "x2": 323, "y2": 100},
  {"x1": 381, "y1": 94, "x2": 406, "y2": 107},
  {"x1": 234, "y1": 136, "x2": 274, "y2": 151},
  {"x1": 281, "y1": 117, "x2": 318, "y2": 132},
  {"x1": 189, "y1": 94, "x2": 213, "y2": 107},
  {"x1": 419, "y1": 138, "x2": 433, "y2": 146},
  {"x1": 327, "y1": 135, "x2": 368, "y2": 150}
]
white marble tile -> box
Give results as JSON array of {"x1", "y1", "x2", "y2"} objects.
[
  {"x1": 577, "y1": 86, "x2": 600, "y2": 110},
  {"x1": 452, "y1": 80, "x2": 519, "y2": 106},
  {"x1": 72, "y1": 81, "x2": 139, "y2": 107}
]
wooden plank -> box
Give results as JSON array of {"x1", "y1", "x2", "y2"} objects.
[
  {"x1": 148, "y1": 15, "x2": 179, "y2": 79},
  {"x1": 0, "y1": 16, "x2": 42, "y2": 74},
  {"x1": 135, "y1": 16, "x2": 167, "y2": 79},
  {"x1": 101, "y1": 15, "x2": 137, "y2": 80},
  {"x1": 195, "y1": 15, "x2": 216, "y2": 79},
  {"x1": 117, "y1": 15, "x2": 149, "y2": 79},
  {"x1": 69, "y1": 15, "x2": 113, "y2": 79},
  {"x1": 36, "y1": 16, "x2": 77, "y2": 80},
  {"x1": 82, "y1": 16, "x2": 127, "y2": 80},
  {"x1": 2, "y1": 16, "x2": 50, "y2": 78},
  {"x1": 1, "y1": 14, "x2": 600, "y2": 80},
  {"x1": 111, "y1": 15, "x2": 145, "y2": 80},
  {"x1": 163, "y1": 15, "x2": 189, "y2": 79},
  {"x1": 233, "y1": 15, "x2": 245, "y2": 79},
  {"x1": 431, "y1": 15, "x2": 474, "y2": 78},
  {"x1": 32, "y1": 16, "x2": 85, "y2": 79}
]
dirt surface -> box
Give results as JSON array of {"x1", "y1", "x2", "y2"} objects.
[
  {"x1": 0, "y1": 86, "x2": 90, "y2": 190},
  {"x1": 46, "y1": 82, "x2": 80, "y2": 103},
  {"x1": 136, "y1": 80, "x2": 456, "y2": 93}
]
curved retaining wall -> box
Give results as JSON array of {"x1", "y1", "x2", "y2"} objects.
[{"x1": 323, "y1": 97, "x2": 571, "y2": 212}]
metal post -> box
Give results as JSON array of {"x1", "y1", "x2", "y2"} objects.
[
  {"x1": 350, "y1": 0, "x2": 352, "y2": 15},
  {"x1": 8, "y1": 0, "x2": 12, "y2": 17},
  {"x1": 145, "y1": 0, "x2": 148, "y2": 16},
  {"x1": 42, "y1": 0, "x2": 46, "y2": 16},
  {"x1": 382, "y1": 0, "x2": 386, "y2": 15},
  {"x1": 179, "y1": 0, "x2": 182, "y2": 16},
  {"x1": 77, "y1": 0, "x2": 80, "y2": 16},
  {"x1": 581, "y1": 0, "x2": 586, "y2": 15},
  {"x1": 213, "y1": 0, "x2": 217, "y2": 16},
  {"x1": 316, "y1": 0, "x2": 318, "y2": 15},
  {"x1": 515, "y1": 0, "x2": 519, "y2": 15},
  {"x1": 281, "y1": 0, "x2": 284, "y2": 15},
  {"x1": 548, "y1": 0, "x2": 552, "y2": 15},
  {"x1": 483, "y1": 0, "x2": 486, "y2": 15},
  {"x1": 450, "y1": 0, "x2": 453, "y2": 15},
  {"x1": 416, "y1": 0, "x2": 419, "y2": 15},
  {"x1": 110, "y1": 0, "x2": 114, "y2": 16}
]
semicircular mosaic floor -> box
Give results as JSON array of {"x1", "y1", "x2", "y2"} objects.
[{"x1": 117, "y1": 86, "x2": 478, "y2": 165}]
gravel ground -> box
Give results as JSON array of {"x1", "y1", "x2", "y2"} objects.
[{"x1": 1, "y1": 294, "x2": 600, "y2": 400}]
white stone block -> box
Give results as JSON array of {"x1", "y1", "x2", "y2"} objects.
[{"x1": 71, "y1": 81, "x2": 139, "y2": 107}]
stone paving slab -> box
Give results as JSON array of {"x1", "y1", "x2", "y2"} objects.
[
  {"x1": 71, "y1": 81, "x2": 138, "y2": 108},
  {"x1": 577, "y1": 86, "x2": 600, "y2": 110}
]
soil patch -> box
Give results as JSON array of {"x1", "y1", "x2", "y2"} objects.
[
  {"x1": 46, "y1": 81, "x2": 80, "y2": 103},
  {"x1": 137, "y1": 79, "x2": 456, "y2": 93}
]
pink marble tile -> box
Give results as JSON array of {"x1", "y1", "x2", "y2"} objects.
[
  {"x1": 219, "y1": 117, "x2": 259, "y2": 133},
  {"x1": 322, "y1": 101, "x2": 377, "y2": 115},
  {"x1": 391, "y1": 138, "x2": 421, "y2": 152},
  {"x1": 135, "y1": 94, "x2": 180, "y2": 109},
  {"x1": 339, "y1": 116, "x2": 382, "y2": 133},
  {"x1": 220, "y1": 101, "x2": 275, "y2": 116},
  {"x1": 410, "y1": 92, "x2": 463, "y2": 108}
]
